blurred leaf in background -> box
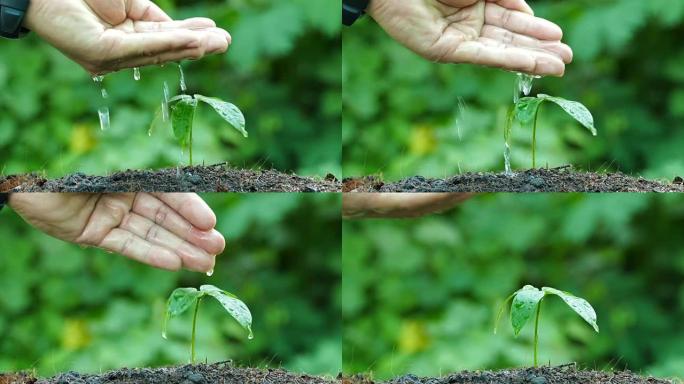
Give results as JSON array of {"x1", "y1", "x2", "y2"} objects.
[
  {"x1": 343, "y1": 194, "x2": 684, "y2": 380},
  {"x1": 0, "y1": 0, "x2": 341, "y2": 178},
  {"x1": 0, "y1": 193, "x2": 341, "y2": 377},
  {"x1": 342, "y1": 0, "x2": 684, "y2": 180}
]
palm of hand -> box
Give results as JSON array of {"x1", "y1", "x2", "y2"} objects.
[
  {"x1": 10, "y1": 193, "x2": 224, "y2": 272},
  {"x1": 369, "y1": 0, "x2": 572, "y2": 76}
]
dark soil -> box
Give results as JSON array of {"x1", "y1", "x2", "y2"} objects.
[
  {"x1": 0, "y1": 363, "x2": 335, "y2": 384},
  {"x1": 343, "y1": 167, "x2": 684, "y2": 193},
  {"x1": 0, "y1": 164, "x2": 341, "y2": 193},
  {"x1": 343, "y1": 365, "x2": 676, "y2": 384}
]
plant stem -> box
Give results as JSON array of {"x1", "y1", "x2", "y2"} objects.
[
  {"x1": 532, "y1": 104, "x2": 541, "y2": 168},
  {"x1": 191, "y1": 297, "x2": 202, "y2": 363},
  {"x1": 189, "y1": 126, "x2": 193, "y2": 166},
  {"x1": 533, "y1": 301, "x2": 542, "y2": 367}
]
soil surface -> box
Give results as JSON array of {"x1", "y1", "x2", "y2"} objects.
[
  {"x1": 0, "y1": 164, "x2": 341, "y2": 193},
  {"x1": 343, "y1": 365, "x2": 676, "y2": 384},
  {"x1": 0, "y1": 363, "x2": 335, "y2": 384},
  {"x1": 343, "y1": 167, "x2": 684, "y2": 193}
]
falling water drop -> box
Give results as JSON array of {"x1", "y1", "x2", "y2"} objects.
[
  {"x1": 98, "y1": 107, "x2": 110, "y2": 131},
  {"x1": 133, "y1": 67, "x2": 141, "y2": 81},
  {"x1": 161, "y1": 331, "x2": 167, "y2": 340},
  {"x1": 206, "y1": 269, "x2": 214, "y2": 277},
  {"x1": 162, "y1": 81, "x2": 170, "y2": 122},
  {"x1": 247, "y1": 327, "x2": 254, "y2": 340},
  {"x1": 92, "y1": 75, "x2": 108, "y2": 99},
  {"x1": 454, "y1": 97, "x2": 466, "y2": 141},
  {"x1": 178, "y1": 63, "x2": 187, "y2": 93}
]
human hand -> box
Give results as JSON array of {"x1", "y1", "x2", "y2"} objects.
[
  {"x1": 343, "y1": 193, "x2": 472, "y2": 219},
  {"x1": 8, "y1": 193, "x2": 225, "y2": 272},
  {"x1": 24, "y1": 0, "x2": 231, "y2": 75},
  {"x1": 368, "y1": 0, "x2": 572, "y2": 76}
]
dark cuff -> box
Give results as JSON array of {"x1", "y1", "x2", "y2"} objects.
[
  {"x1": 0, "y1": 193, "x2": 8, "y2": 212},
  {"x1": 343, "y1": 0, "x2": 370, "y2": 26}
]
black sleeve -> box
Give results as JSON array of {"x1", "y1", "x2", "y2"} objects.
[
  {"x1": 0, "y1": 193, "x2": 8, "y2": 212},
  {"x1": 343, "y1": 0, "x2": 370, "y2": 26}
]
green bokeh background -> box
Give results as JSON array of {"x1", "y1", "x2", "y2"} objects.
[
  {"x1": 0, "y1": 193, "x2": 341, "y2": 377},
  {"x1": 343, "y1": 194, "x2": 684, "y2": 380},
  {"x1": 343, "y1": 0, "x2": 684, "y2": 180},
  {"x1": 0, "y1": 0, "x2": 341, "y2": 178}
]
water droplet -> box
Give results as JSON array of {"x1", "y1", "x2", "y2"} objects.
[
  {"x1": 178, "y1": 63, "x2": 187, "y2": 93},
  {"x1": 161, "y1": 331, "x2": 167, "y2": 340},
  {"x1": 247, "y1": 327, "x2": 254, "y2": 340},
  {"x1": 162, "y1": 81, "x2": 170, "y2": 122},
  {"x1": 206, "y1": 269, "x2": 214, "y2": 277},
  {"x1": 133, "y1": 67, "x2": 141, "y2": 81},
  {"x1": 98, "y1": 107, "x2": 110, "y2": 131},
  {"x1": 92, "y1": 75, "x2": 108, "y2": 99}
]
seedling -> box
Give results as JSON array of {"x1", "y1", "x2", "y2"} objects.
[
  {"x1": 505, "y1": 94, "x2": 597, "y2": 169},
  {"x1": 162, "y1": 285, "x2": 253, "y2": 363},
  {"x1": 494, "y1": 285, "x2": 599, "y2": 367},
  {"x1": 152, "y1": 94, "x2": 247, "y2": 166}
]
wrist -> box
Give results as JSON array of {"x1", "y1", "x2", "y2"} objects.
[{"x1": 343, "y1": 0, "x2": 370, "y2": 26}]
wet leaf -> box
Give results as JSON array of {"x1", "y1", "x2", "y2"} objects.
[
  {"x1": 195, "y1": 94, "x2": 247, "y2": 138},
  {"x1": 538, "y1": 94, "x2": 597, "y2": 136},
  {"x1": 542, "y1": 287, "x2": 599, "y2": 332},
  {"x1": 514, "y1": 97, "x2": 544, "y2": 125},
  {"x1": 162, "y1": 288, "x2": 201, "y2": 338},
  {"x1": 510, "y1": 285, "x2": 545, "y2": 336},
  {"x1": 200, "y1": 285, "x2": 253, "y2": 336},
  {"x1": 171, "y1": 98, "x2": 198, "y2": 150}
]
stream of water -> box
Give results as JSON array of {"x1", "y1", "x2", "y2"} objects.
[
  {"x1": 505, "y1": 73, "x2": 540, "y2": 175},
  {"x1": 92, "y1": 76, "x2": 110, "y2": 130}
]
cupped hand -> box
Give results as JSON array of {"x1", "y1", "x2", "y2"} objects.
[
  {"x1": 343, "y1": 193, "x2": 472, "y2": 219},
  {"x1": 9, "y1": 193, "x2": 225, "y2": 272},
  {"x1": 368, "y1": 0, "x2": 573, "y2": 76},
  {"x1": 25, "y1": 0, "x2": 231, "y2": 75}
]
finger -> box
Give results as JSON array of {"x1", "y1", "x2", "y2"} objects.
[
  {"x1": 132, "y1": 18, "x2": 218, "y2": 33},
  {"x1": 132, "y1": 194, "x2": 225, "y2": 255},
  {"x1": 128, "y1": 0, "x2": 173, "y2": 22},
  {"x1": 119, "y1": 212, "x2": 216, "y2": 272},
  {"x1": 487, "y1": 0, "x2": 534, "y2": 15},
  {"x1": 99, "y1": 228, "x2": 182, "y2": 271},
  {"x1": 482, "y1": 25, "x2": 573, "y2": 63},
  {"x1": 485, "y1": 3, "x2": 563, "y2": 41},
  {"x1": 153, "y1": 193, "x2": 217, "y2": 230},
  {"x1": 105, "y1": 29, "x2": 229, "y2": 71},
  {"x1": 452, "y1": 40, "x2": 566, "y2": 76},
  {"x1": 84, "y1": 0, "x2": 127, "y2": 25}
]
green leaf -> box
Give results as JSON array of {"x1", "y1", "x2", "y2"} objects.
[
  {"x1": 195, "y1": 94, "x2": 248, "y2": 138},
  {"x1": 514, "y1": 97, "x2": 544, "y2": 125},
  {"x1": 542, "y1": 287, "x2": 600, "y2": 332},
  {"x1": 538, "y1": 94, "x2": 597, "y2": 136},
  {"x1": 171, "y1": 97, "x2": 198, "y2": 150},
  {"x1": 163, "y1": 288, "x2": 201, "y2": 339},
  {"x1": 510, "y1": 285, "x2": 545, "y2": 336},
  {"x1": 200, "y1": 285, "x2": 253, "y2": 337}
]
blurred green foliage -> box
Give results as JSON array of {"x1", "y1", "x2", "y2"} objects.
[
  {"x1": 0, "y1": 193, "x2": 341, "y2": 377},
  {"x1": 0, "y1": 0, "x2": 341, "y2": 178},
  {"x1": 343, "y1": 0, "x2": 684, "y2": 180},
  {"x1": 343, "y1": 194, "x2": 684, "y2": 380}
]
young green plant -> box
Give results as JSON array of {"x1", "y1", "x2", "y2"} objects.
[
  {"x1": 505, "y1": 94, "x2": 597, "y2": 169},
  {"x1": 152, "y1": 94, "x2": 247, "y2": 166},
  {"x1": 494, "y1": 285, "x2": 599, "y2": 367},
  {"x1": 162, "y1": 285, "x2": 253, "y2": 363}
]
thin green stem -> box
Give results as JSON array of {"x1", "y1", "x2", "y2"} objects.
[
  {"x1": 533, "y1": 301, "x2": 542, "y2": 367},
  {"x1": 532, "y1": 104, "x2": 541, "y2": 168},
  {"x1": 191, "y1": 297, "x2": 202, "y2": 363}
]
